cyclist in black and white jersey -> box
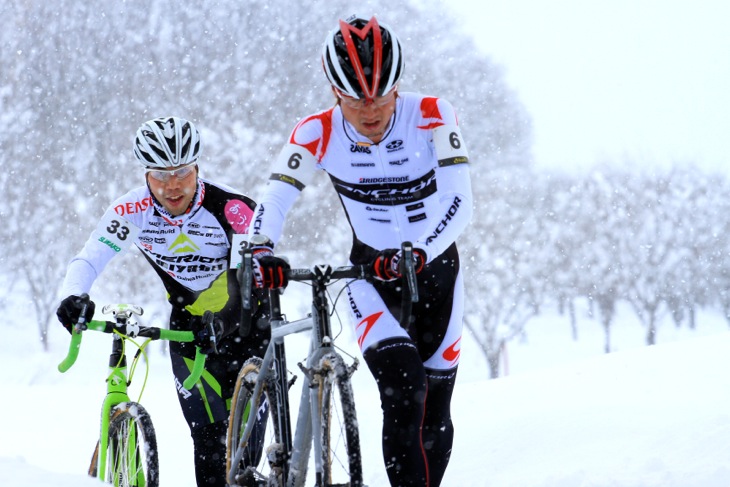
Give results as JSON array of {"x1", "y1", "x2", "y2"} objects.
[
  {"x1": 56, "y1": 117, "x2": 269, "y2": 486},
  {"x1": 249, "y1": 16, "x2": 473, "y2": 486}
]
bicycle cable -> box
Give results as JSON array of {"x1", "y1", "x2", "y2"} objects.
[
  {"x1": 110, "y1": 330, "x2": 152, "y2": 404},
  {"x1": 106, "y1": 332, "x2": 126, "y2": 382},
  {"x1": 290, "y1": 278, "x2": 359, "y2": 363},
  {"x1": 130, "y1": 338, "x2": 152, "y2": 404},
  {"x1": 327, "y1": 278, "x2": 361, "y2": 363}
]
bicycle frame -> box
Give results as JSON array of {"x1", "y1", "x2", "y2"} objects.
[
  {"x1": 287, "y1": 265, "x2": 369, "y2": 485},
  {"x1": 229, "y1": 264, "x2": 368, "y2": 486},
  {"x1": 98, "y1": 331, "x2": 139, "y2": 481},
  {"x1": 230, "y1": 241, "x2": 420, "y2": 486},
  {"x1": 249, "y1": 301, "x2": 316, "y2": 484},
  {"x1": 58, "y1": 303, "x2": 207, "y2": 483}
]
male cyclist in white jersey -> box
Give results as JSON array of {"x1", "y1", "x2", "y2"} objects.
[
  {"x1": 56, "y1": 117, "x2": 269, "y2": 486},
  {"x1": 248, "y1": 16, "x2": 473, "y2": 486}
]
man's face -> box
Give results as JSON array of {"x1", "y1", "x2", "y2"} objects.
[
  {"x1": 145, "y1": 164, "x2": 198, "y2": 216},
  {"x1": 337, "y1": 88, "x2": 397, "y2": 144}
]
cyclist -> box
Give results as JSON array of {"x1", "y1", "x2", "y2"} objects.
[
  {"x1": 56, "y1": 116, "x2": 268, "y2": 486},
  {"x1": 247, "y1": 16, "x2": 473, "y2": 487}
]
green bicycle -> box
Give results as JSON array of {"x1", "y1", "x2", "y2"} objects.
[{"x1": 58, "y1": 301, "x2": 208, "y2": 487}]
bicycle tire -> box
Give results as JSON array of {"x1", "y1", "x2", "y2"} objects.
[
  {"x1": 102, "y1": 402, "x2": 159, "y2": 487},
  {"x1": 318, "y1": 353, "x2": 363, "y2": 487},
  {"x1": 227, "y1": 357, "x2": 280, "y2": 486}
]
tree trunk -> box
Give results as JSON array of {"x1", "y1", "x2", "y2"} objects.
[
  {"x1": 487, "y1": 348, "x2": 501, "y2": 379},
  {"x1": 569, "y1": 300, "x2": 578, "y2": 341},
  {"x1": 646, "y1": 311, "x2": 657, "y2": 346}
]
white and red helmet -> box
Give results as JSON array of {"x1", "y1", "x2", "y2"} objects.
[{"x1": 322, "y1": 15, "x2": 405, "y2": 100}]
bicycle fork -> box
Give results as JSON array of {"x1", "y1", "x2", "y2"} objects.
[{"x1": 97, "y1": 335, "x2": 133, "y2": 481}]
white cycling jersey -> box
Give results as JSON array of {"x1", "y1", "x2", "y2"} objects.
[
  {"x1": 253, "y1": 92, "x2": 473, "y2": 263},
  {"x1": 60, "y1": 178, "x2": 255, "y2": 314}
]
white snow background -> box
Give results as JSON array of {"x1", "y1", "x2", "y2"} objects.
[{"x1": 2, "y1": 288, "x2": 729, "y2": 487}]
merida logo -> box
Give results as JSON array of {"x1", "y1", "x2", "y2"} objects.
[{"x1": 168, "y1": 233, "x2": 200, "y2": 254}]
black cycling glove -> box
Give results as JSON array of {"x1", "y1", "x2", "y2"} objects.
[
  {"x1": 190, "y1": 310, "x2": 225, "y2": 355},
  {"x1": 56, "y1": 294, "x2": 96, "y2": 333}
]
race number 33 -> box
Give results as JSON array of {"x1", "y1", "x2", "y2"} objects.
[{"x1": 94, "y1": 208, "x2": 140, "y2": 253}]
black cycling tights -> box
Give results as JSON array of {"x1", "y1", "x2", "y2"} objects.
[
  {"x1": 190, "y1": 420, "x2": 228, "y2": 486},
  {"x1": 364, "y1": 338, "x2": 458, "y2": 487}
]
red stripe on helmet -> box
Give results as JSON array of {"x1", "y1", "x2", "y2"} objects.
[{"x1": 339, "y1": 17, "x2": 383, "y2": 100}]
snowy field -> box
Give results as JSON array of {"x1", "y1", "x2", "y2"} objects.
[{"x1": 2, "y1": 294, "x2": 729, "y2": 486}]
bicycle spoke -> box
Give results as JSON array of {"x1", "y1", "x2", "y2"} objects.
[
  {"x1": 319, "y1": 356, "x2": 363, "y2": 486},
  {"x1": 106, "y1": 403, "x2": 158, "y2": 487}
]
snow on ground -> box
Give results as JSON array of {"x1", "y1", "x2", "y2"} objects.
[{"x1": 2, "y1": 298, "x2": 729, "y2": 486}]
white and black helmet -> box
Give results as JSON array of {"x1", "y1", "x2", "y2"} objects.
[
  {"x1": 133, "y1": 116, "x2": 201, "y2": 169},
  {"x1": 322, "y1": 15, "x2": 404, "y2": 100}
]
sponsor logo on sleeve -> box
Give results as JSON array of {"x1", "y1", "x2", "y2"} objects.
[
  {"x1": 425, "y1": 196, "x2": 462, "y2": 244},
  {"x1": 225, "y1": 199, "x2": 253, "y2": 234}
]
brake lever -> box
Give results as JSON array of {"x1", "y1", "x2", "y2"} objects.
[{"x1": 239, "y1": 248, "x2": 254, "y2": 337}]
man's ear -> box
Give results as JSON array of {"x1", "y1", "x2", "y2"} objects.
[{"x1": 331, "y1": 86, "x2": 342, "y2": 105}]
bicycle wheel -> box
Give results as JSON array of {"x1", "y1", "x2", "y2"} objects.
[
  {"x1": 318, "y1": 353, "x2": 363, "y2": 487},
  {"x1": 227, "y1": 357, "x2": 279, "y2": 486},
  {"x1": 105, "y1": 402, "x2": 159, "y2": 487}
]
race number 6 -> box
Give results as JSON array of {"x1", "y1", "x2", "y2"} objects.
[
  {"x1": 433, "y1": 125, "x2": 468, "y2": 164},
  {"x1": 449, "y1": 131, "x2": 462, "y2": 150}
]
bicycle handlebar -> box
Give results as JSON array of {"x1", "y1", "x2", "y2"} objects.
[
  {"x1": 58, "y1": 318, "x2": 207, "y2": 390},
  {"x1": 238, "y1": 241, "x2": 420, "y2": 336},
  {"x1": 285, "y1": 263, "x2": 369, "y2": 283}
]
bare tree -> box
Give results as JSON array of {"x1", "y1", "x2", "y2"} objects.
[{"x1": 462, "y1": 169, "x2": 549, "y2": 378}]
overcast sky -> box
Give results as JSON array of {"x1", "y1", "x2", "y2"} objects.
[{"x1": 448, "y1": 0, "x2": 730, "y2": 172}]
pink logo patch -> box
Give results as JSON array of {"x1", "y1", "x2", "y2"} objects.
[{"x1": 225, "y1": 200, "x2": 254, "y2": 234}]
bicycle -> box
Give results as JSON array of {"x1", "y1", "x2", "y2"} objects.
[
  {"x1": 226, "y1": 242, "x2": 419, "y2": 487},
  {"x1": 58, "y1": 300, "x2": 208, "y2": 487}
]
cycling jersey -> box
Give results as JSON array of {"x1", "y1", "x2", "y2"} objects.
[
  {"x1": 251, "y1": 92, "x2": 473, "y2": 486},
  {"x1": 59, "y1": 177, "x2": 265, "y2": 487},
  {"x1": 253, "y1": 92, "x2": 473, "y2": 265},
  {"x1": 60, "y1": 178, "x2": 255, "y2": 318}
]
